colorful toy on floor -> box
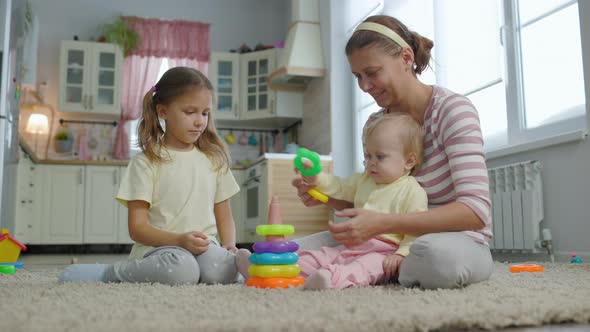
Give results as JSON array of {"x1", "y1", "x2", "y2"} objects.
[
  {"x1": 293, "y1": 148, "x2": 329, "y2": 203},
  {"x1": 246, "y1": 196, "x2": 304, "y2": 289},
  {"x1": 570, "y1": 254, "x2": 583, "y2": 264},
  {"x1": 509, "y1": 263, "x2": 544, "y2": 273},
  {"x1": 0, "y1": 229, "x2": 27, "y2": 275}
]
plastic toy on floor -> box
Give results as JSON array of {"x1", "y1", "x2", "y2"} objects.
[
  {"x1": 293, "y1": 148, "x2": 329, "y2": 203},
  {"x1": 0, "y1": 229, "x2": 27, "y2": 275},
  {"x1": 570, "y1": 254, "x2": 583, "y2": 264},
  {"x1": 509, "y1": 263, "x2": 544, "y2": 273},
  {"x1": 246, "y1": 196, "x2": 304, "y2": 289}
]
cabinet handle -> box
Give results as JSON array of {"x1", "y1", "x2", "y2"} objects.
[
  {"x1": 234, "y1": 104, "x2": 238, "y2": 117},
  {"x1": 113, "y1": 170, "x2": 117, "y2": 185},
  {"x1": 270, "y1": 99, "x2": 275, "y2": 114},
  {"x1": 89, "y1": 95, "x2": 94, "y2": 109},
  {"x1": 78, "y1": 169, "x2": 83, "y2": 184},
  {"x1": 82, "y1": 95, "x2": 87, "y2": 110}
]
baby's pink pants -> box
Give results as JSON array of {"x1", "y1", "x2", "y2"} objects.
[{"x1": 298, "y1": 238, "x2": 398, "y2": 289}]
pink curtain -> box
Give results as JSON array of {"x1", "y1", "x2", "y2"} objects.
[
  {"x1": 113, "y1": 56, "x2": 163, "y2": 160},
  {"x1": 113, "y1": 17, "x2": 210, "y2": 160},
  {"x1": 125, "y1": 16, "x2": 210, "y2": 62}
]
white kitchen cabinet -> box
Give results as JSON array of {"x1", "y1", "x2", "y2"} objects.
[
  {"x1": 84, "y1": 166, "x2": 119, "y2": 243},
  {"x1": 209, "y1": 50, "x2": 302, "y2": 124},
  {"x1": 117, "y1": 166, "x2": 132, "y2": 244},
  {"x1": 230, "y1": 169, "x2": 246, "y2": 244},
  {"x1": 59, "y1": 41, "x2": 122, "y2": 115},
  {"x1": 14, "y1": 153, "x2": 43, "y2": 243},
  {"x1": 210, "y1": 53, "x2": 240, "y2": 120},
  {"x1": 40, "y1": 165, "x2": 85, "y2": 244}
]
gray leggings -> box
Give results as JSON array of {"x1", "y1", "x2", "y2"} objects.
[
  {"x1": 294, "y1": 231, "x2": 494, "y2": 289},
  {"x1": 104, "y1": 244, "x2": 239, "y2": 285}
]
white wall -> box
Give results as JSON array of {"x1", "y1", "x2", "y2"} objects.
[{"x1": 29, "y1": 0, "x2": 289, "y2": 109}]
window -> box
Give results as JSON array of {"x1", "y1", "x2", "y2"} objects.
[
  {"x1": 128, "y1": 59, "x2": 170, "y2": 155},
  {"x1": 351, "y1": 0, "x2": 586, "y2": 168}
]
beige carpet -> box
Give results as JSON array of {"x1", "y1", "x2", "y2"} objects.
[{"x1": 1, "y1": 262, "x2": 589, "y2": 332}]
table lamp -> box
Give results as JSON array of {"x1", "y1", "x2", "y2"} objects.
[{"x1": 25, "y1": 113, "x2": 49, "y2": 157}]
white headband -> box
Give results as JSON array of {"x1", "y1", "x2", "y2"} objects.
[{"x1": 354, "y1": 22, "x2": 410, "y2": 49}]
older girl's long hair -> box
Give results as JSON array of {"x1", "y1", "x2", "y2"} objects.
[{"x1": 138, "y1": 67, "x2": 230, "y2": 172}]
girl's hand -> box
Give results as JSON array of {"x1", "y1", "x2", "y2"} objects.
[
  {"x1": 223, "y1": 244, "x2": 238, "y2": 253},
  {"x1": 328, "y1": 208, "x2": 387, "y2": 246},
  {"x1": 178, "y1": 231, "x2": 210, "y2": 255},
  {"x1": 291, "y1": 177, "x2": 324, "y2": 207},
  {"x1": 382, "y1": 254, "x2": 405, "y2": 282}
]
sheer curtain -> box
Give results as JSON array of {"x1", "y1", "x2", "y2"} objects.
[{"x1": 113, "y1": 16, "x2": 210, "y2": 160}]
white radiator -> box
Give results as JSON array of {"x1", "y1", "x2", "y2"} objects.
[{"x1": 488, "y1": 160, "x2": 545, "y2": 252}]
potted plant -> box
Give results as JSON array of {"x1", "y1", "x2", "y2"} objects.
[
  {"x1": 54, "y1": 129, "x2": 73, "y2": 153},
  {"x1": 101, "y1": 17, "x2": 139, "y2": 56}
]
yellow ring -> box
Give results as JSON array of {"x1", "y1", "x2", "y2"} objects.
[
  {"x1": 256, "y1": 224, "x2": 295, "y2": 236},
  {"x1": 248, "y1": 264, "x2": 301, "y2": 278},
  {"x1": 308, "y1": 189, "x2": 328, "y2": 203}
]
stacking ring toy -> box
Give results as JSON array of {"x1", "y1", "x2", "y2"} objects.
[
  {"x1": 246, "y1": 276, "x2": 305, "y2": 289},
  {"x1": 294, "y1": 148, "x2": 322, "y2": 177},
  {"x1": 253, "y1": 241, "x2": 299, "y2": 253},
  {"x1": 293, "y1": 148, "x2": 329, "y2": 203},
  {"x1": 256, "y1": 224, "x2": 294, "y2": 236},
  {"x1": 249, "y1": 252, "x2": 299, "y2": 265},
  {"x1": 248, "y1": 264, "x2": 301, "y2": 278},
  {"x1": 509, "y1": 263, "x2": 544, "y2": 273}
]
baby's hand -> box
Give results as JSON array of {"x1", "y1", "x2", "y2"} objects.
[
  {"x1": 178, "y1": 231, "x2": 210, "y2": 255},
  {"x1": 293, "y1": 158, "x2": 319, "y2": 186},
  {"x1": 382, "y1": 254, "x2": 405, "y2": 282},
  {"x1": 223, "y1": 244, "x2": 238, "y2": 253}
]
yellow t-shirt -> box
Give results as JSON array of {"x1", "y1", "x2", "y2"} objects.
[
  {"x1": 117, "y1": 147, "x2": 239, "y2": 259},
  {"x1": 316, "y1": 173, "x2": 428, "y2": 256}
]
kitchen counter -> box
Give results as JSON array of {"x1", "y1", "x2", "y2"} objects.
[
  {"x1": 19, "y1": 134, "x2": 128, "y2": 166},
  {"x1": 231, "y1": 152, "x2": 332, "y2": 170}
]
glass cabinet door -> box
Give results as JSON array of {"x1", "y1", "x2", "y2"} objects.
[
  {"x1": 95, "y1": 51, "x2": 116, "y2": 107},
  {"x1": 217, "y1": 60, "x2": 235, "y2": 114},
  {"x1": 240, "y1": 49, "x2": 275, "y2": 119},
  {"x1": 65, "y1": 49, "x2": 85, "y2": 105}
]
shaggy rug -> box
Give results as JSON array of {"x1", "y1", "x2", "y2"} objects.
[{"x1": 1, "y1": 262, "x2": 589, "y2": 332}]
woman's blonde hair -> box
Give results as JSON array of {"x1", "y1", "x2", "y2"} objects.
[
  {"x1": 345, "y1": 15, "x2": 434, "y2": 76},
  {"x1": 364, "y1": 112, "x2": 425, "y2": 175},
  {"x1": 138, "y1": 66, "x2": 230, "y2": 172}
]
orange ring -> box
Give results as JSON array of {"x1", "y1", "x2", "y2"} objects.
[
  {"x1": 509, "y1": 263, "x2": 544, "y2": 273},
  {"x1": 246, "y1": 276, "x2": 305, "y2": 289}
]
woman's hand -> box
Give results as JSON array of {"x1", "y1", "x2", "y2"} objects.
[
  {"x1": 177, "y1": 231, "x2": 210, "y2": 255},
  {"x1": 382, "y1": 254, "x2": 404, "y2": 281},
  {"x1": 291, "y1": 177, "x2": 324, "y2": 207},
  {"x1": 328, "y1": 208, "x2": 388, "y2": 246}
]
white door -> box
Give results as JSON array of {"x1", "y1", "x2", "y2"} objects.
[
  {"x1": 117, "y1": 167, "x2": 133, "y2": 244},
  {"x1": 240, "y1": 49, "x2": 276, "y2": 120},
  {"x1": 84, "y1": 166, "x2": 118, "y2": 243},
  {"x1": 59, "y1": 41, "x2": 91, "y2": 113},
  {"x1": 41, "y1": 165, "x2": 84, "y2": 244},
  {"x1": 210, "y1": 52, "x2": 240, "y2": 120},
  {"x1": 88, "y1": 43, "x2": 122, "y2": 115}
]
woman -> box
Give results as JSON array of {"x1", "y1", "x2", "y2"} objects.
[{"x1": 293, "y1": 15, "x2": 493, "y2": 289}]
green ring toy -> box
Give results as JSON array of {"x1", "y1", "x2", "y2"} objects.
[
  {"x1": 256, "y1": 224, "x2": 295, "y2": 236},
  {"x1": 294, "y1": 148, "x2": 322, "y2": 177}
]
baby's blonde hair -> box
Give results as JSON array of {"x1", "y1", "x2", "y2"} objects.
[
  {"x1": 363, "y1": 112, "x2": 425, "y2": 175},
  {"x1": 138, "y1": 67, "x2": 230, "y2": 172}
]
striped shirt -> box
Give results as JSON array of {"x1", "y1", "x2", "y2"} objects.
[{"x1": 365, "y1": 85, "x2": 492, "y2": 244}]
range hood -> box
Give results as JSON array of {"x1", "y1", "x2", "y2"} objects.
[{"x1": 269, "y1": 0, "x2": 325, "y2": 92}]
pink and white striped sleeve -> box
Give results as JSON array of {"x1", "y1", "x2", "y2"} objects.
[{"x1": 438, "y1": 96, "x2": 491, "y2": 227}]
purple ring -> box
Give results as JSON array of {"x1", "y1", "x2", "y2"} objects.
[{"x1": 253, "y1": 241, "x2": 300, "y2": 253}]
